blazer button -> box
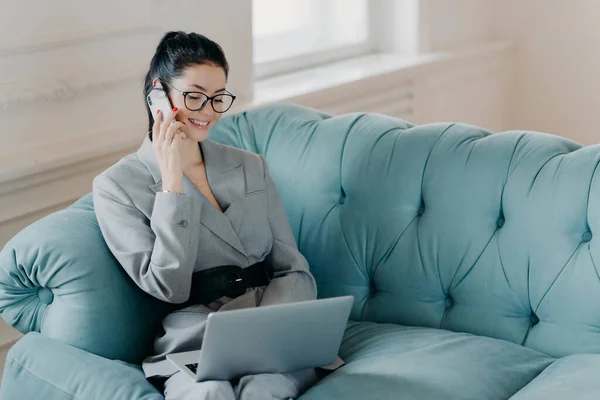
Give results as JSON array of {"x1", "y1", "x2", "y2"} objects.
[{"x1": 179, "y1": 220, "x2": 188, "y2": 227}]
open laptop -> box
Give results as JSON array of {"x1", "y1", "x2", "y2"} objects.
[{"x1": 166, "y1": 295, "x2": 354, "y2": 382}]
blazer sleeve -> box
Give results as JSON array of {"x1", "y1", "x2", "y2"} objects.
[
  {"x1": 258, "y1": 156, "x2": 318, "y2": 306},
  {"x1": 92, "y1": 174, "x2": 202, "y2": 304}
]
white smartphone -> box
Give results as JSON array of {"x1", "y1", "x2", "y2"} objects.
[{"x1": 146, "y1": 81, "x2": 174, "y2": 121}]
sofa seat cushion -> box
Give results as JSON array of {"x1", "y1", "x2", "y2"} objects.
[
  {"x1": 301, "y1": 321, "x2": 554, "y2": 400},
  {"x1": 510, "y1": 354, "x2": 600, "y2": 399}
]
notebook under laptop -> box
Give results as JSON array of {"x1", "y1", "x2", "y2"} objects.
[{"x1": 166, "y1": 296, "x2": 354, "y2": 382}]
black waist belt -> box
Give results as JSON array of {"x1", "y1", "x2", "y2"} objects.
[{"x1": 184, "y1": 262, "x2": 274, "y2": 306}]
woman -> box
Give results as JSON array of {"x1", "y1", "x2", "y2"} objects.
[{"x1": 93, "y1": 31, "x2": 318, "y2": 400}]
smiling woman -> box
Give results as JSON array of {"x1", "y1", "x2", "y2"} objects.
[
  {"x1": 142, "y1": 32, "x2": 233, "y2": 136},
  {"x1": 92, "y1": 30, "x2": 319, "y2": 400},
  {"x1": 153, "y1": 64, "x2": 234, "y2": 137}
]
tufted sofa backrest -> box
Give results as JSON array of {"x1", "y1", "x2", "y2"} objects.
[
  {"x1": 1, "y1": 104, "x2": 599, "y2": 363},
  {"x1": 210, "y1": 104, "x2": 600, "y2": 358}
]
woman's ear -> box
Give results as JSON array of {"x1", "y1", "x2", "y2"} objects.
[{"x1": 151, "y1": 78, "x2": 160, "y2": 88}]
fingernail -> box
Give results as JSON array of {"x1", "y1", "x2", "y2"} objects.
[
  {"x1": 172, "y1": 107, "x2": 178, "y2": 112},
  {"x1": 156, "y1": 110, "x2": 160, "y2": 115},
  {"x1": 181, "y1": 121, "x2": 186, "y2": 125}
]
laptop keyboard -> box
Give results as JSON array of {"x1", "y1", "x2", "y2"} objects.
[{"x1": 185, "y1": 363, "x2": 198, "y2": 374}]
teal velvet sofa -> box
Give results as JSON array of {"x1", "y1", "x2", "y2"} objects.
[{"x1": 1, "y1": 104, "x2": 599, "y2": 399}]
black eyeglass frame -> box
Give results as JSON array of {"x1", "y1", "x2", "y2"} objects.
[{"x1": 161, "y1": 80, "x2": 236, "y2": 113}]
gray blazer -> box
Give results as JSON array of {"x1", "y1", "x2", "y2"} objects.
[{"x1": 93, "y1": 134, "x2": 317, "y2": 377}]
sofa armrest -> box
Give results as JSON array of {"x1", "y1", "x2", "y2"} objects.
[
  {"x1": 0, "y1": 193, "x2": 172, "y2": 365},
  {"x1": 1, "y1": 333, "x2": 163, "y2": 400}
]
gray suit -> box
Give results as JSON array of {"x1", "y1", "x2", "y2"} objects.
[{"x1": 92, "y1": 135, "x2": 318, "y2": 399}]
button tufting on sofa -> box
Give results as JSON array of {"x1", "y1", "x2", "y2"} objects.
[
  {"x1": 444, "y1": 296, "x2": 454, "y2": 309},
  {"x1": 417, "y1": 203, "x2": 425, "y2": 217},
  {"x1": 497, "y1": 217, "x2": 505, "y2": 229},
  {"x1": 530, "y1": 313, "x2": 540, "y2": 326},
  {"x1": 369, "y1": 282, "x2": 377, "y2": 295},
  {"x1": 582, "y1": 231, "x2": 593, "y2": 242},
  {"x1": 37, "y1": 287, "x2": 54, "y2": 305},
  {"x1": 339, "y1": 188, "x2": 347, "y2": 204}
]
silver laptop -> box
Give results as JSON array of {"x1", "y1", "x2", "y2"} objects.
[{"x1": 166, "y1": 296, "x2": 354, "y2": 382}]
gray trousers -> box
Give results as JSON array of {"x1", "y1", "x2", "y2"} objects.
[{"x1": 163, "y1": 368, "x2": 318, "y2": 400}]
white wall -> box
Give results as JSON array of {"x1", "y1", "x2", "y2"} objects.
[
  {"x1": 493, "y1": 0, "x2": 600, "y2": 145},
  {"x1": 418, "y1": 0, "x2": 496, "y2": 52},
  {"x1": 419, "y1": 0, "x2": 600, "y2": 146}
]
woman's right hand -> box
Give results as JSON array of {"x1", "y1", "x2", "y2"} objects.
[{"x1": 152, "y1": 107, "x2": 187, "y2": 194}]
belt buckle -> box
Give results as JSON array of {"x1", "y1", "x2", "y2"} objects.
[{"x1": 223, "y1": 265, "x2": 246, "y2": 296}]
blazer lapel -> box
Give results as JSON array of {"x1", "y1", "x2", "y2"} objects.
[
  {"x1": 200, "y1": 139, "x2": 248, "y2": 256},
  {"x1": 137, "y1": 135, "x2": 248, "y2": 257}
]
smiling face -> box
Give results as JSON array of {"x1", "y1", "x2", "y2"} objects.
[{"x1": 167, "y1": 63, "x2": 228, "y2": 142}]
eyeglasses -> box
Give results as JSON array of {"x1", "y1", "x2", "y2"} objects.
[{"x1": 162, "y1": 81, "x2": 236, "y2": 113}]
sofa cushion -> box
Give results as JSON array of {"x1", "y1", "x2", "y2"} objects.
[
  {"x1": 300, "y1": 321, "x2": 553, "y2": 400},
  {"x1": 510, "y1": 354, "x2": 600, "y2": 399}
]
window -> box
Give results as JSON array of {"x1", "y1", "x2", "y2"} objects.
[{"x1": 253, "y1": 0, "x2": 372, "y2": 78}]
